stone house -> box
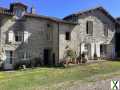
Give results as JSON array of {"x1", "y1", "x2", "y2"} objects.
[
  {"x1": 0, "y1": 2, "x2": 117, "y2": 69},
  {"x1": 61, "y1": 7, "x2": 116, "y2": 61}
]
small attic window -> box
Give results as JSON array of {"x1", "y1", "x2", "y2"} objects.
[{"x1": 14, "y1": 8, "x2": 23, "y2": 17}]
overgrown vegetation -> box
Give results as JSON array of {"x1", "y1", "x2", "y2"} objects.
[{"x1": 66, "y1": 49, "x2": 77, "y2": 59}]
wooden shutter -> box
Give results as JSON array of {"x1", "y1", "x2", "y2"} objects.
[
  {"x1": 104, "y1": 24, "x2": 108, "y2": 37},
  {"x1": 96, "y1": 43, "x2": 100, "y2": 57},
  {"x1": 91, "y1": 43, "x2": 95, "y2": 58},
  {"x1": 8, "y1": 31, "x2": 14, "y2": 43},
  {"x1": 81, "y1": 43, "x2": 85, "y2": 54},
  {"x1": 24, "y1": 31, "x2": 29, "y2": 42},
  {"x1": 86, "y1": 21, "x2": 93, "y2": 35}
]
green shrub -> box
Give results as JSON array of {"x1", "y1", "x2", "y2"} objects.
[{"x1": 66, "y1": 50, "x2": 77, "y2": 59}]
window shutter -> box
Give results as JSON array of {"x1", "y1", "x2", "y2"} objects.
[
  {"x1": 91, "y1": 43, "x2": 95, "y2": 58},
  {"x1": 86, "y1": 21, "x2": 93, "y2": 35},
  {"x1": 96, "y1": 43, "x2": 100, "y2": 57},
  {"x1": 81, "y1": 43, "x2": 85, "y2": 54},
  {"x1": 104, "y1": 24, "x2": 108, "y2": 37},
  {"x1": 8, "y1": 31, "x2": 14, "y2": 43},
  {"x1": 24, "y1": 31, "x2": 29, "y2": 42}
]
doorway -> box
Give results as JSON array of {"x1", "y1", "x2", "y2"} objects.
[
  {"x1": 100, "y1": 44, "x2": 107, "y2": 58},
  {"x1": 85, "y1": 44, "x2": 91, "y2": 59},
  {"x1": 44, "y1": 49, "x2": 51, "y2": 65},
  {"x1": 4, "y1": 51, "x2": 13, "y2": 69},
  {"x1": 52, "y1": 53, "x2": 55, "y2": 65}
]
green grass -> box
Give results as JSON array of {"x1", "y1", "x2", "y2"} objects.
[{"x1": 0, "y1": 61, "x2": 120, "y2": 90}]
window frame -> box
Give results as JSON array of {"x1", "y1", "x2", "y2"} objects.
[
  {"x1": 5, "y1": 50, "x2": 14, "y2": 64},
  {"x1": 65, "y1": 32, "x2": 71, "y2": 41},
  {"x1": 14, "y1": 8, "x2": 23, "y2": 17},
  {"x1": 104, "y1": 24, "x2": 109, "y2": 37},
  {"x1": 86, "y1": 21, "x2": 93, "y2": 35},
  {"x1": 46, "y1": 23, "x2": 53, "y2": 41},
  {"x1": 15, "y1": 31, "x2": 23, "y2": 42}
]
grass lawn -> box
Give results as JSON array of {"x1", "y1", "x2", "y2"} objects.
[{"x1": 0, "y1": 61, "x2": 120, "y2": 90}]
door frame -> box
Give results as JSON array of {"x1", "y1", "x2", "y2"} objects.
[
  {"x1": 4, "y1": 50, "x2": 13, "y2": 69},
  {"x1": 43, "y1": 49, "x2": 51, "y2": 65}
]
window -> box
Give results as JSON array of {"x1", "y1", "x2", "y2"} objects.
[
  {"x1": 14, "y1": 9, "x2": 23, "y2": 17},
  {"x1": 104, "y1": 24, "x2": 108, "y2": 37},
  {"x1": 72, "y1": 16, "x2": 78, "y2": 22},
  {"x1": 18, "y1": 51, "x2": 30, "y2": 61},
  {"x1": 46, "y1": 30, "x2": 52, "y2": 41},
  {"x1": 15, "y1": 31, "x2": 23, "y2": 42},
  {"x1": 47, "y1": 23, "x2": 53, "y2": 29},
  {"x1": 86, "y1": 21, "x2": 93, "y2": 35},
  {"x1": 46, "y1": 23, "x2": 53, "y2": 41},
  {"x1": 23, "y1": 52, "x2": 30, "y2": 60},
  {"x1": 47, "y1": 24, "x2": 51, "y2": 28},
  {"x1": 8, "y1": 31, "x2": 14, "y2": 43},
  {"x1": 100, "y1": 44, "x2": 107, "y2": 57},
  {"x1": 5, "y1": 51, "x2": 13, "y2": 64},
  {"x1": 65, "y1": 32, "x2": 71, "y2": 40}
]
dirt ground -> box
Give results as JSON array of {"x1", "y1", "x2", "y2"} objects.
[{"x1": 67, "y1": 77, "x2": 120, "y2": 90}]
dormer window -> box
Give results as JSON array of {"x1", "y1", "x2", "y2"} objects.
[
  {"x1": 10, "y1": 3, "x2": 27, "y2": 17},
  {"x1": 14, "y1": 8, "x2": 23, "y2": 17}
]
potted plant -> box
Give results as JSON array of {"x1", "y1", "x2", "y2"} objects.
[{"x1": 66, "y1": 49, "x2": 77, "y2": 64}]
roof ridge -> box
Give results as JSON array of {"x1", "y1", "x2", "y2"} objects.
[
  {"x1": 74, "y1": 6, "x2": 103, "y2": 15},
  {"x1": 24, "y1": 13, "x2": 77, "y2": 25},
  {"x1": 63, "y1": 6, "x2": 104, "y2": 19},
  {"x1": 63, "y1": 6, "x2": 116, "y2": 23}
]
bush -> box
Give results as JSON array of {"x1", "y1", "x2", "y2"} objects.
[
  {"x1": 14, "y1": 60, "x2": 31, "y2": 70},
  {"x1": 30, "y1": 57, "x2": 42, "y2": 67},
  {"x1": 66, "y1": 50, "x2": 77, "y2": 59},
  {"x1": 14, "y1": 57, "x2": 42, "y2": 70}
]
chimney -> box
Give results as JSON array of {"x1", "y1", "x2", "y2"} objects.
[{"x1": 30, "y1": 5, "x2": 36, "y2": 14}]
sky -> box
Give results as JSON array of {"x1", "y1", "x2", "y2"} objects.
[{"x1": 0, "y1": 0, "x2": 119, "y2": 19}]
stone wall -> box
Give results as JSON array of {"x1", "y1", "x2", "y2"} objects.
[
  {"x1": 0, "y1": 16, "x2": 59, "y2": 69},
  {"x1": 59, "y1": 10, "x2": 116, "y2": 61}
]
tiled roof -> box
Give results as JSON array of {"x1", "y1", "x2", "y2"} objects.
[
  {"x1": 24, "y1": 13, "x2": 77, "y2": 25},
  {"x1": 0, "y1": 7, "x2": 14, "y2": 16},
  {"x1": 116, "y1": 17, "x2": 120, "y2": 21},
  {"x1": 116, "y1": 17, "x2": 120, "y2": 25},
  {"x1": 63, "y1": 6, "x2": 116, "y2": 23},
  {"x1": 10, "y1": 2, "x2": 28, "y2": 8}
]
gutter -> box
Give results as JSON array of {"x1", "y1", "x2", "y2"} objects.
[{"x1": 57, "y1": 22, "x2": 60, "y2": 64}]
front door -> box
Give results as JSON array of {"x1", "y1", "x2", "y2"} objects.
[
  {"x1": 4, "y1": 51, "x2": 13, "y2": 70},
  {"x1": 85, "y1": 44, "x2": 91, "y2": 59},
  {"x1": 44, "y1": 49, "x2": 50, "y2": 65},
  {"x1": 100, "y1": 44, "x2": 107, "y2": 58}
]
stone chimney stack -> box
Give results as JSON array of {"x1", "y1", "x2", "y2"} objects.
[{"x1": 30, "y1": 5, "x2": 36, "y2": 14}]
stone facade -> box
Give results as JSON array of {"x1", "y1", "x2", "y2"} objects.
[
  {"x1": 60, "y1": 7, "x2": 116, "y2": 61},
  {"x1": 0, "y1": 3, "x2": 117, "y2": 69},
  {"x1": 0, "y1": 16, "x2": 60, "y2": 69}
]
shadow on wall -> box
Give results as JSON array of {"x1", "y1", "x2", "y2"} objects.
[{"x1": 0, "y1": 16, "x2": 45, "y2": 69}]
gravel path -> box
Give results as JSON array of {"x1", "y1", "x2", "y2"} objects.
[{"x1": 67, "y1": 77, "x2": 120, "y2": 90}]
